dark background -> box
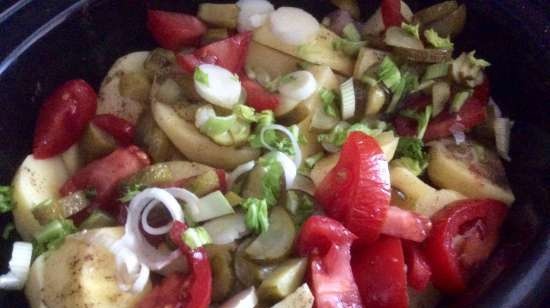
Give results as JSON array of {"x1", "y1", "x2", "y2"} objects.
[{"x1": 0, "y1": 0, "x2": 548, "y2": 307}]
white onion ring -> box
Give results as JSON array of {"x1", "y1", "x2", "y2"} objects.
[
  {"x1": 164, "y1": 187, "x2": 201, "y2": 218},
  {"x1": 273, "y1": 151, "x2": 297, "y2": 188},
  {"x1": 228, "y1": 160, "x2": 256, "y2": 189},
  {"x1": 0, "y1": 242, "x2": 33, "y2": 290}
]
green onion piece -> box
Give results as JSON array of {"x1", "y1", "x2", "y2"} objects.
[
  {"x1": 259, "y1": 154, "x2": 284, "y2": 207},
  {"x1": 201, "y1": 115, "x2": 237, "y2": 136},
  {"x1": 320, "y1": 88, "x2": 339, "y2": 118},
  {"x1": 423, "y1": 62, "x2": 450, "y2": 82},
  {"x1": 234, "y1": 104, "x2": 258, "y2": 123},
  {"x1": 386, "y1": 72, "x2": 418, "y2": 113},
  {"x1": 378, "y1": 57, "x2": 402, "y2": 91},
  {"x1": 34, "y1": 219, "x2": 76, "y2": 254},
  {"x1": 343, "y1": 23, "x2": 361, "y2": 41},
  {"x1": 318, "y1": 121, "x2": 351, "y2": 147},
  {"x1": 400, "y1": 106, "x2": 433, "y2": 139},
  {"x1": 0, "y1": 186, "x2": 14, "y2": 214},
  {"x1": 393, "y1": 157, "x2": 427, "y2": 176},
  {"x1": 361, "y1": 75, "x2": 378, "y2": 87},
  {"x1": 424, "y1": 29, "x2": 454, "y2": 49},
  {"x1": 467, "y1": 51, "x2": 491, "y2": 68},
  {"x1": 79, "y1": 210, "x2": 116, "y2": 230},
  {"x1": 401, "y1": 22, "x2": 420, "y2": 39},
  {"x1": 332, "y1": 38, "x2": 365, "y2": 56},
  {"x1": 194, "y1": 67, "x2": 209, "y2": 86},
  {"x1": 119, "y1": 183, "x2": 146, "y2": 203},
  {"x1": 182, "y1": 227, "x2": 212, "y2": 250},
  {"x1": 450, "y1": 90, "x2": 472, "y2": 113},
  {"x1": 241, "y1": 198, "x2": 270, "y2": 234},
  {"x1": 340, "y1": 78, "x2": 356, "y2": 120}
]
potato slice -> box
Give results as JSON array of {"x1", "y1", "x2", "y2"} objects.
[
  {"x1": 353, "y1": 47, "x2": 388, "y2": 80},
  {"x1": 253, "y1": 25, "x2": 354, "y2": 76},
  {"x1": 414, "y1": 189, "x2": 466, "y2": 217},
  {"x1": 427, "y1": 139, "x2": 515, "y2": 205},
  {"x1": 151, "y1": 101, "x2": 260, "y2": 170},
  {"x1": 61, "y1": 144, "x2": 81, "y2": 176},
  {"x1": 97, "y1": 51, "x2": 151, "y2": 124},
  {"x1": 198, "y1": 3, "x2": 239, "y2": 28},
  {"x1": 26, "y1": 227, "x2": 151, "y2": 308},
  {"x1": 390, "y1": 164, "x2": 436, "y2": 206},
  {"x1": 12, "y1": 155, "x2": 69, "y2": 240},
  {"x1": 246, "y1": 41, "x2": 301, "y2": 78}
]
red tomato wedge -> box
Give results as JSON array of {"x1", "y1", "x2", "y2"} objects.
[
  {"x1": 423, "y1": 199, "x2": 508, "y2": 294},
  {"x1": 403, "y1": 241, "x2": 432, "y2": 291},
  {"x1": 91, "y1": 114, "x2": 135, "y2": 146},
  {"x1": 60, "y1": 146, "x2": 150, "y2": 207},
  {"x1": 352, "y1": 236, "x2": 408, "y2": 308},
  {"x1": 296, "y1": 216, "x2": 362, "y2": 308},
  {"x1": 381, "y1": 0, "x2": 403, "y2": 28},
  {"x1": 382, "y1": 206, "x2": 432, "y2": 242},
  {"x1": 315, "y1": 132, "x2": 391, "y2": 244},
  {"x1": 33, "y1": 79, "x2": 97, "y2": 159},
  {"x1": 147, "y1": 10, "x2": 207, "y2": 50},
  {"x1": 241, "y1": 78, "x2": 280, "y2": 111},
  {"x1": 176, "y1": 32, "x2": 252, "y2": 73},
  {"x1": 394, "y1": 80, "x2": 490, "y2": 141},
  {"x1": 139, "y1": 221, "x2": 212, "y2": 308}
]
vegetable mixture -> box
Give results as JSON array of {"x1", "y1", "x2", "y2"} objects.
[{"x1": 0, "y1": 0, "x2": 516, "y2": 307}]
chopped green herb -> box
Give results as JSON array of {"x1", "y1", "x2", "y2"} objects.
[
  {"x1": 332, "y1": 38, "x2": 365, "y2": 56},
  {"x1": 424, "y1": 29, "x2": 454, "y2": 49},
  {"x1": 234, "y1": 104, "x2": 257, "y2": 123},
  {"x1": 401, "y1": 22, "x2": 420, "y2": 39},
  {"x1": 2, "y1": 222, "x2": 14, "y2": 240},
  {"x1": 386, "y1": 71, "x2": 419, "y2": 113},
  {"x1": 194, "y1": 67, "x2": 209, "y2": 86},
  {"x1": 241, "y1": 198, "x2": 270, "y2": 234},
  {"x1": 182, "y1": 227, "x2": 212, "y2": 250},
  {"x1": 319, "y1": 88, "x2": 339, "y2": 117},
  {"x1": 249, "y1": 114, "x2": 298, "y2": 156},
  {"x1": 33, "y1": 219, "x2": 77, "y2": 256},
  {"x1": 423, "y1": 62, "x2": 450, "y2": 82},
  {"x1": 119, "y1": 183, "x2": 146, "y2": 203},
  {"x1": 0, "y1": 186, "x2": 14, "y2": 214},
  {"x1": 394, "y1": 137, "x2": 429, "y2": 175},
  {"x1": 450, "y1": 90, "x2": 472, "y2": 113},
  {"x1": 318, "y1": 120, "x2": 388, "y2": 148},
  {"x1": 400, "y1": 106, "x2": 433, "y2": 139},
  {"x1": 279, "y1": 74, "x2": 297, "y2": 85},
  {"x1": 378, "y1": 57, "x2": 402, "y2": 91},
  {"x1": 258, "y1": 154, "x2": 284, "y2": 207},
  {"x1": 342, "y1": 23, "x2": 361, "y2": 41}
]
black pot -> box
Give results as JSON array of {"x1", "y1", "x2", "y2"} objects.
[{"x1": 0, "y1": 0, "x2": 548, "y2": 307}]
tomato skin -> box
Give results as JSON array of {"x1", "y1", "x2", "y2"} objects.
[
  {"x1": 241, "y1": 78, "x2": 280, "y2": 111},
  {"x1": 315, "y1": 132, "x2": 391, "y2": 244},
  {"x1": 403, "y1": 241, "x2": 432, "y2": 291},
  {"x1": 60, "y1": 146, "x2": 150, "y2": 207},
  {"x1": 381, "y1": 206, "x2": 432, "y2": 242},
  {"x1": 352, "y1": 236, "x2": 408, "y2": 308},
  {"x1": 423, "y1": 199, "x2": 508, "y2": 294},
  {"x1": 381, "y1": 0, "x2": 403, "y2": 28},
  {"x1": 296, "y1": 216, "x2": 362, "y2": 308},
  {"x1": 91, "y1": 114, "x2": 135, "y2": 146},
  {"x1": 33, "y1": 79, "x2": 97, "y2": 159},
  {"x1": 139, "y1": 221, "x2": 212, "y2": 308},
  {"x1": 147, "y1": 10, "x2": 207, "y2": 50},
  {"x1": 176, "y1": 32, "x2": 252, "y2": 73}
]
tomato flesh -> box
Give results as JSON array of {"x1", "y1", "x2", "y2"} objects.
[
  {"x1": 91, "y1": 114, "x2": 135, "y2": 146},
  {"x1": 176, "y1": 32, "x2": 252, "y2": 74},
  {"x1": 382, "y1": 206, "x2": 432, "y2": 242},
  {"x1": 403, "y1": 241, "x2": 432, "y2": 291},
  {"x1": 139, "y1": 221, "x2": 212, "y2": 308},
  {"x1": 296, "y1": 216, "x2": 362, "y2": 308},
  {"x1": 147, "y1": 10, "x2": 206, "y2": 50},
  {"x1": 60, "y1": 146, "x2": 150, "y2": 208},
  {"x1": 352, "y1": 236, "x2": 408, "y2": 308},
  {"x1": 33, "y1": 79, "x2": 97, "y2": 159},
  {"x1": 241, "y1": 78, "x2": 280, "y2": 111},
  {"x1": 423, "y1": 199, "x2": 508, "y2": 294},
  {"x1": 315, "y1": 132, "x2": 391, "y2": 244},
  {"x1": 381, "y1": 0, "x2": 403, "y2": 28}
]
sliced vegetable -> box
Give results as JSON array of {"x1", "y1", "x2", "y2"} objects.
[
  {"x1": 432, "y1": 81, "x2": 451, "y2": 117},
  {"x1": 245, "y1": 207, "x2": 296, "y2": 262},
  {"x1": 33, "y1": 80, "x2": 97, "y2": 159},
  {"x1": 134, "y1": 112, "x2": 180, "y2": 163},
  {"x1": 378, "y1": 56, "x2": 401, "y2": 90},
  {"x1": 423, "y1": 62, "x2": 450, "y2": 82},
  {"x1": 352, "y1": 236, "x2": 408, "y2": 308},
  {"x1": 32, "y1": 191, "x2": 89, "y2": 225},
  {"x1": 242, "y1": 77, "x2": 281, "y2": 111},
  {"x1": 204, "y1": 244, "x2": 235, "y2": 302},
  {"x1": 401, "y1": 22, "x2": 420, "y2": 39},
  {"x1": 0, "y1": 186, "x2": 14, "y2": 214},
  {"x1": 235, "y1": 238, "x2": 277, "y2": 286},
  {"x1": 452, "y1": 51, "x2": 490, "y2": 87},
  {"x1": 183, "y1": 227, "x2": 212, "y2": 249},
  {"x1": 450, "y1": 90, "x2": 472, "y2": 113},
  {"x1": 426, "y1": 4, "x2": 466, "y2": 38},
  {"x1": 202, "y1": 213, "x2": 250, "y2": 245},
  {"x1": 414, "y1": 189, "x2": 466, "y2": 218},
  {"x1": 201, "y1": 28, "x2": 230, "y2": 45},
  {"x1": 285, "y1": 190, "x2": 315, "y2": 226},
  {"x1": 381, "y1": 0, "x2": 403, "y2": 28},
  {"x1": 0, "y1": 242, "x2": 33, "y2": 290},
  {"x1": 343, "y1": 23, "x2": 361, "y2": 41},
  {"x1": 220, "y1": 287, "x2": 258, "y2": 308},
  {"x1": 403, "y1": 241, "x2": 432, "y2": 291},
  {"x1": 78, "y1": 210, "x2": 116, "y2": 230},
  {"x1": 315, "y1": 132, "x2": 390, "y2": 243},
  {"x1": 194, "y1": 64, "x2": 242, "y2": 109},
  {"x1": 118, "y1": 72, "x2": 151, "y2": 103},
  {"x1": 78, "y1": 122, "x2": 117, "y2": 163},
  {"x1": 413, "y1": 1, "x2": 458, "y2": 25},
  {"x1": 392, "y1": 46, "x2": 452, "y2": 63},
  {"x1": 424, "y1": 28, "x2": 454, "y2": 49},
  {"x1": 91, "y1": 114, "x2": 135, "y2": 146},
  {"x1": 270, "y1": 7, "x2": 320, "y2": 45},
  {"x1": 494, "y1": 117, "x2": 513, "y2": 161},
  {"x1": 34, "y1": 219, "x2": 76, "y2": 255},
  {"x1": 278, "y1": 71, "x2": 317, "y2": 101},
  {"x1": 271, "y1": 283, "x2": 314, "y2": 308},
  {"x1": 339, "y1": 78, "x2": 356, "y2": 120},
  {"x1": 385, "y1": 26, "x2": 424, "y2": 50},
  {"x1": 258, "y1": 258, "x2": 307, "y2": 301},
  {"x1": 198, "y1": 3, "x2": 239, "y2": 28},
  {"x1": 236, "y1": 0, "x2": 275, "y2": 32},
  {"x1": 147, "y1": 10, "x2": 207, "y2": 50},
  {"x1": 424, "y1": 199, "x2": 508, "y2": 294},
  {"x1": 380, "y1": 206, "x2": 431, "y2": 242}
]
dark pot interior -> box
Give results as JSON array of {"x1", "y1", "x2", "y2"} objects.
[{"x1": 0, "y1": 0, "x2": 548, "y2": 307}]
